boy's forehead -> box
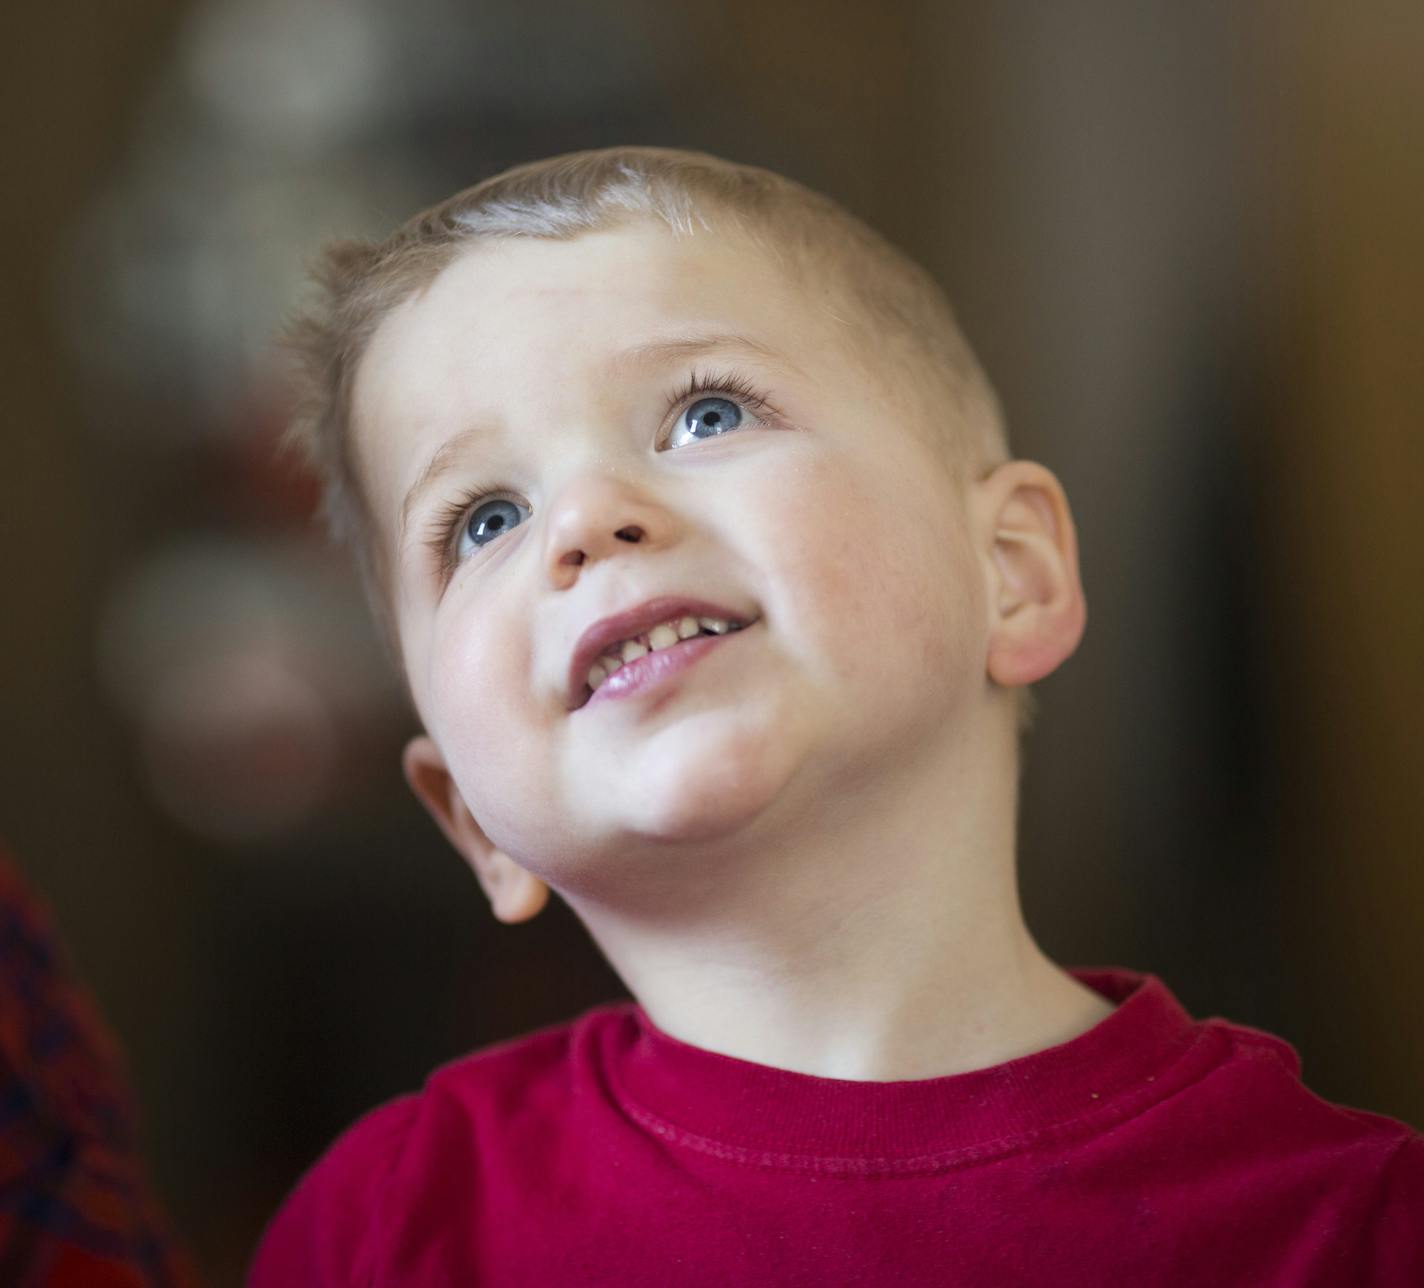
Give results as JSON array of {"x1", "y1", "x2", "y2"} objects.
[{"x1": 379, "y1": 221, "x2": 802, "y2": 351}]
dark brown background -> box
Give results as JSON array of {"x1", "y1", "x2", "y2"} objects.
[{"x1": 2, "y1": 3, "x2": 1420, "y2": 1282}]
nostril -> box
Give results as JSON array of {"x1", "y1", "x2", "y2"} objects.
[{"x1": 615, "y1": 525, "x2": 644, "y2": 542}]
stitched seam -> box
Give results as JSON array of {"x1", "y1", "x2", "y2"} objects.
[{"x1": 611, "y1": 1027, "x2": 1221, "y2": 1177}]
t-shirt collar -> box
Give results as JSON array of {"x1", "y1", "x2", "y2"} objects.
[{"x1": 604, "y1": 968, "x2": 1204, "y2": 1170}]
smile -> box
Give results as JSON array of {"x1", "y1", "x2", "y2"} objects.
[{"x1": 577, "y1": 619, "x2": 757, "y2": 711}]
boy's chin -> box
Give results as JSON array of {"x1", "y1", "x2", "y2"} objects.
[{"x1": 608, "y1": 724, "x2": 801, "y2": 847}]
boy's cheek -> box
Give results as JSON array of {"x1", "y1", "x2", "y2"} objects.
[
  {"x1": 422, "y1": 661, "x2": 558, "y2": 851},
  {"x1": 761, "y1": 454, "x2": 961, "y2": 674},
  {"x1": 422, "y1": 615, "x2": 528, "y2": 753}
]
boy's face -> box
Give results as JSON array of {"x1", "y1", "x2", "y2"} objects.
[{"x1": 351, "y1": 220, "x2": 993, "y2": 900}]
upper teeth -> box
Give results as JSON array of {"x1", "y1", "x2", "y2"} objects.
[{"x1": 586, "y1": 616, "x2": 742, "y2": 691}]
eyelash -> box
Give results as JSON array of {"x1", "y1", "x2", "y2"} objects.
[{"x1": 423, "y1": 368, "x2": 777, "y2": 577}]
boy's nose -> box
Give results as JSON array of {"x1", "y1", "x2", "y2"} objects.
[{"x1": 542, "y1": 470, "x2": 681, "y2": 588}]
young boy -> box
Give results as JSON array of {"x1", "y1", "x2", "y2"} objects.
[{"x1": 250, "y1": 147, "x2": 1422, "y2": 1285}]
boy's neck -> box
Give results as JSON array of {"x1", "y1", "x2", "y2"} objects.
[{"x1": 563, "y1": 718, "x2": 1115, "y2": 1082}]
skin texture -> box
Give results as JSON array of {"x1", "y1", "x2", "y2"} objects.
[{"x1": 351, "y1": 220, "x2": 1113, "y2": 1080}]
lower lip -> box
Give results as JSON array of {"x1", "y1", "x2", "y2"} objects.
[{"x1": 579, "y1": 626, "x2": 754, "y2": 712}]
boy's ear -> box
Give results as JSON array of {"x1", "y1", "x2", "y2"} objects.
[
  {"x1": 970, "y1": 460, "x2": 1087, "y2": 688},
  {"x1": 401, "y1": 734, "x2": 550, "y2": 924}
]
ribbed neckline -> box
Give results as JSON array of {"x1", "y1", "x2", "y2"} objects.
[{"x1": 606, "y1": 967, "x2": 1213, "y2": 1171}]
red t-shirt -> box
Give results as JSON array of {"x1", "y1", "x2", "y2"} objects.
[{"x1": 249, "y1": 967, "x2": 1423, "y2": 1286}]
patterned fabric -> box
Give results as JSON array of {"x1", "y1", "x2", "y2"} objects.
[{"x1": 0, "y1": 846, "x2": 200, "y2": 1287}]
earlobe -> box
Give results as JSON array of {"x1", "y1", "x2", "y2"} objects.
[
  {"x1": 973, "y1": 461, "x2": 1087, "y2": 688},
  {"x1": 401, "y1": 734, "x2": 550, "y2": 924}
]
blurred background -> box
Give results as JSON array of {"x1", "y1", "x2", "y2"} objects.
[{"x1": 2, "y1": 1, "x2": 1421, "y2": 1281}]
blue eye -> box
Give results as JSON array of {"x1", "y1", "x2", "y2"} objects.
[
  {"x1": 669, "y1": 396, "x2": 744, "y2": 448},
  {"x1": 460, "y1": 496, "x2": 529, "y2": 555}
]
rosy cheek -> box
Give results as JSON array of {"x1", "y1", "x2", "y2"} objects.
[
  {"x1": 756, "y1": 465, "x2": 887, "y2": 678},
  {"x1": 776, "y1": 453, "x2": 975, "y2": 683}
]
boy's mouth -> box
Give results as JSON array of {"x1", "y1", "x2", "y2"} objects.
[{"x1": 566, "y1": 596, "x2": 758, "y2": 711}]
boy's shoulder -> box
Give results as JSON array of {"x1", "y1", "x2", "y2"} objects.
[
  {"x1": 1122, "y1": 980, "x2": 1420, "y2": 1182},
  {"x1": 1195, "y1": 1016, "x2": 1424, "y2": 1280},
  {"x1": 1191, "y1": 1003, "x2": 1418, "y2": 1149},
  {"x1": 247, "y1": 1000, "x2": 635, "y2": 1286},
  {"x1": 345, "y1": 995, "x2": 640, "y2": 1161}
]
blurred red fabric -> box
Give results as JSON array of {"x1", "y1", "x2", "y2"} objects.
[{"x1": 0, "y1": 845, "x2": 200, "y2": 1287}]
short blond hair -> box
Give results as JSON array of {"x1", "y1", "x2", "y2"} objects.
[{"x1": 276, "y1": 146, "x2": 1035, "y2": 733}]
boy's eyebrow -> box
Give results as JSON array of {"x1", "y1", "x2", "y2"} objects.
[
  {"x1": 607, "y1": 330, "x2": 789, "y2": 375},
  {"x1": 397, "y1": 331, "x2": 795, "y2": 551}
]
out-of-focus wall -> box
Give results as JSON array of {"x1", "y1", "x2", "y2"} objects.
[
  {"x1": 1258, "y1": 3, "x2": 1424, "y2": 1122},
  {"x1": 1, "y1": 3, "x2": 1419, "y2": 1282}
]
